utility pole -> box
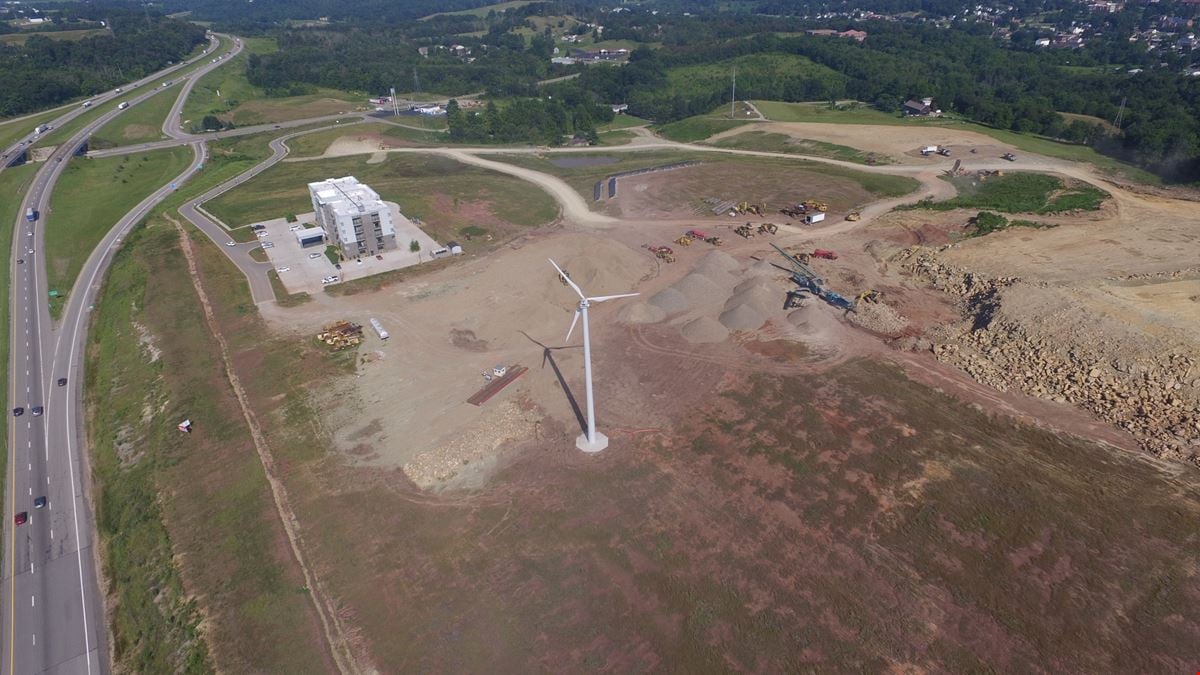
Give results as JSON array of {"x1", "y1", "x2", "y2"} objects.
[
  {"x1": 413, "y1": 67, "x2": 420, "y2": 96},
  {"x1": 1113, "y1": 96, "x2": 1126, "y2": 131},
  {"x1": 730, "y1": 66, "x2": 737, "y2": 119}
]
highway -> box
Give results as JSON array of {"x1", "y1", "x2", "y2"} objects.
[{"x1": 1, "y1": 34, "x2": 228, "y2": 675}]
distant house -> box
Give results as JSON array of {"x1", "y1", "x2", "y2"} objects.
[
  {"x1": 551, "y1": 56, "x2": 577, "y2": 65},
  {"x1": 418, "y1": 46, "x2": 429, "y2": 58},
  {"x1": 806, "y1": 29, "x2": 838, "y2": 37},
  {"x1": 1035, "y1": 37, "x2": 1051, "y2": 47},
  {"x1": 611, "y1": 104, "x2": 629, "y2": 114},
  {"x1": 839, "y1": 29, "x2": 868, "y2": 41},
  {"x1": 902, "y1": 98, "x2": 939, "y2": 116}
]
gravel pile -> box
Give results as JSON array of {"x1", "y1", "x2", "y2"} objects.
[
  {"x1": 649, "y1": 287, "x2": 690, "y2": 314},
  {"x1": 726, "y1": 282, "x2": 778, "y2": 315},
  {"x1": 681, "y1": 316, "x2": 730, "y2": 343},
  {"x1": 674, "y1": 273, "x2": 722, "y2": 304},
  {"x1": 620, "y1": 302, "x2": 667, "y2": 324},
  {"x1": 847, "y1": 301, "x2": 908, "y2": 335},
  {"x1": 719, "y1": 303, "x2": 765, "y2": 331},
  {"x1": 745, "y1": 260, "x2": 778, "y2": 277},
  {"x1": 697, "y1": 250, "x2": 740, "y2": 273}
]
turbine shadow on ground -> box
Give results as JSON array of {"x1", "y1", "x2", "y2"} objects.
[{"x1": 520, "y1": 330, "x2": 586, "y2": 434}]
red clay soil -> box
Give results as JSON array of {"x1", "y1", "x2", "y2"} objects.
[{"x1": 296, "y1": 328, "x2": 1200, "y2": 672}]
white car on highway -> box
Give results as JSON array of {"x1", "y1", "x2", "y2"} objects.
[{"x1": 225, "y1": 241, "x2": 236, "y2": 247}]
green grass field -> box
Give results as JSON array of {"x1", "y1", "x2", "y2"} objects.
[
  {"x1": 903, "y1": 172, "x2": 1108, "y2": 214},
  {"x1": 657, "y1": 116, "x2": 755, "y2": 143},
  {"x1": 86, "y1": 220, "x2": 333, "y2": 671},
  {"x1": 182, "y1": 37, "x2": 279, "y2": 131},
  {"x1": 45, "y1": 148, "x2": 192, "y2": 317},
  {"x1": 89, "y1": 87, "x2": 177, "y2": 148},
  {"x1": 0, "y1": 28, "x2": 108, "y2": 46},
  {"x1": 709, "y1": 130, "x2": 888, "y2": 164},
  {"x1": 420, "y1": 0, "x2": 534, "y2": 20},
  {"x1": 206, "y1": 153, "x2": 559, "y2": 247},
  {"x1": 597, "y1": 114, "x2": 649, "y2": 132}
]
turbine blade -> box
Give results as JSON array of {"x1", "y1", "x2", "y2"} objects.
[
  {"x1": 548, "y1": 258, "x2": 585, "y2": 299},
  {"x1": 587, "y1": 292, "x2": 640, "y2": 303},
  {"x1": 565, "y1": 309, "x2": 580, "y2": 342}
]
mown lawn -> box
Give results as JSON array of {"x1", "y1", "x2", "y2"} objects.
[
  {"x1": 206, "y1": 152, "x2": 559, "y2": 247},
  {"x1": 45, "y1": 147, "x2": 192, "y2": 316},
  {"x1": 182, "y1": 36, "x2": 279, "y2": 131},
  {"x1": 89, "y1": 87, "x2": 177, "y2": 148}
]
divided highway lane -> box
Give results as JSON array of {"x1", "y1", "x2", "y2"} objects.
[
  {"x1": 2, "y1": 37, "x2": 234, "y2": 675},
  {"x1": 0, "y1": 34, "x2": 220, "y2": 174}
]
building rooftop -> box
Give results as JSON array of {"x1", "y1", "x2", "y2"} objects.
[{"x1": 309, "y1": 176, "x2": 385, "y2": 217}]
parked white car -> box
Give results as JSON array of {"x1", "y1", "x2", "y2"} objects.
[
  {"x1": 321, "y1": 275, "x2": 339, "y2": 284},
  {"x1": 276, "y1": 266, "x2": 290, "y2": 272}
]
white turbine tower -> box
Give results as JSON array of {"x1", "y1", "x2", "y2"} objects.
[{"x1": 549, "y1": 259, "x2": 638, "y2": 453}]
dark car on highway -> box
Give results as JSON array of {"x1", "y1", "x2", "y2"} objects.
[
  {"x1": 12, "y1": 407, "x2": 23, "y2": 417},
  {"x1": 57, "y1": 378, "x2": 67, "y2": 387},
  {"x1": 34, "y1": 496, "x2": 46, "y2": 509},
  {"x1": 31, "y1": 406, "x2": 43, "y2": 417},
  {"x1": 14, "y1": 512, "x2": 27, "y2": 526}
]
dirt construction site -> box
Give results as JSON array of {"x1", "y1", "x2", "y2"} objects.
[{"x1": 246, "y1": 121, "x2": 1200, "y2": 670}]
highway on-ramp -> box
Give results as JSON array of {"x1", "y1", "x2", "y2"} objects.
[{"x1": 1, "y1": 35, "x2": 228, "y2": 675}]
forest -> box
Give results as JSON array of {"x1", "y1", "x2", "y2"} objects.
[
  {"x1": 33, "y1": 0, "x2": 1194, "y2": 181},
  {"x1": 0, "y1": 6, "x2": 206, "y2": 116},
  {"x1": 446, "y1": 99, "x2": 614, "y2": 144}
]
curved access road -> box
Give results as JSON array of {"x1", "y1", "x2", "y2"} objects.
[
  {"x1": 1, "y1": 34, "x2": 229, "y2": 675},
  {"x1": 178, "y1": 119, "x2": 368, "y2": 303}
]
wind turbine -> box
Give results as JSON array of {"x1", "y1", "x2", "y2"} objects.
[{"x1": 549, "y1": 259, "x2": 638, "y2": 453}]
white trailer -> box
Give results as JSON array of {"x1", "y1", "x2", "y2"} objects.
[
  {"x1": 804, "y1": 212, "x2": 826, "y2": 225},
  {"x1": 370, "y1": 318, "x2": 389, "y2": 340}
]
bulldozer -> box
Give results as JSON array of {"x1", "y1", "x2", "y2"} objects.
[
  {"x1": 675, "y1": 235, "x2": 693, "y2": 246},
  {"x1": 757, "y1": 222, "x2": 778, "y2": 235},
  {"x1": 734, "y1": 223, "x2": 756, "y2": 239},
  {"x1": 317, "y1": 321, "x2": 364, "y2": 351},
  {"x1": 705, "y1": 236, "x2": 723, "y2": 246},
  {"x1": 856, "y1": 289, "x2": 883, "y2": 304},
  {"x1": 845, "y1": 211, "x2": 861, "y2": 222},
  {"x1": 558, "y1": 269, "x2": 572, "y2": 286}
]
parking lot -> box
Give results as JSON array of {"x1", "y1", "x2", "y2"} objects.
[{"x1": 255, "y1": 202, "x2": 442, "y2": 295}]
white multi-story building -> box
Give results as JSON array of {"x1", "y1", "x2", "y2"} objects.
[{"x1": 307, "y1": 176, "x2": 397, "y2": 259}]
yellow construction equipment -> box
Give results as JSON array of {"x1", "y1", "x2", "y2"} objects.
[
  {"x1": 317, "y1": 321, "x2": 364, "y2": 351},
  {"x1": 856, "y1": 289, "x2": 883, "y2": 304},
  {"x1": 845, "y1": 211, "x2": 861, "y2": 222},
  {"x1": 675, "y1": 235, "x2": 693, "y2": 246},
  {"x1": 734, "y1": 223, "x2": 756, "y2": 239},
  {"x1": 757, "y1": 223, "x2": 778, "y2": 235}
]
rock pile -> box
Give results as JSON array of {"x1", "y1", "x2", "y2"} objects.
[{"x1": 898, "y1": 246, "x2": 1200, "y2": 465}]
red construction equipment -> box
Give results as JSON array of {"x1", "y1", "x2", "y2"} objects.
[
  {"x1": 685, "y1": 229, "x2": 709, "y2": 240},
  {"x1": 812, "y1": 249, "x2": 838, "y2": 260}
]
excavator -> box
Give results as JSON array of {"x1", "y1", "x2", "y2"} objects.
[
  {"x1": 643, "y1": 244, "x2": 676, "y2": 263},
  {"x1": 734, "y1": 223, "x2": 756, "y2": 239},
  {"x1": 757, "y1": 223, "x2": 779, "y2": 235}
]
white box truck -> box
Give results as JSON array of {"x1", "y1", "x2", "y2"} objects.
[{"x1": 370, "y1": 318, "x2": 388, "y2": 340}]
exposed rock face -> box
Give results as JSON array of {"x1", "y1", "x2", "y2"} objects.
[{"x1": 894, "y1": 246, "x2": 1200, "y2": 465}]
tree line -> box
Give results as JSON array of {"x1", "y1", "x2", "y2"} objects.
[
  {"x1": 0, "y1": 5, "x2": 206, "y2": 117},
  {"x1": 446, "y1": 98, "x2": 614, "y2": 145}
]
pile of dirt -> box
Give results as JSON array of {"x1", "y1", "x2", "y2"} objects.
[
  {"x1": 648, "y1": 287, "x2": 690, "y2": 314},
  {"x1": 620, "y1": 302, "x2": 667, "y2": 324},
  {"x1": 745, "y1": 260, "x2": 778, "y2": 277},
  {"x1": 847, "y1": 301, "x2": 908, "y2": 336},
  {"x1": 673, "y1": 273, "x2": 723, "y2": 305},
  {"x1": 719, "y1": 304, "x2": 765, "y2": 331},
  {"x1": 697, "y1": 249, "x2": 741, "y2": 273},
  {"x1": 726, "y1": 281, "x2": 778, "y2": 315},
  {"x1": 680, "y1": 316, "x2": 730, "y2": 344}
]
